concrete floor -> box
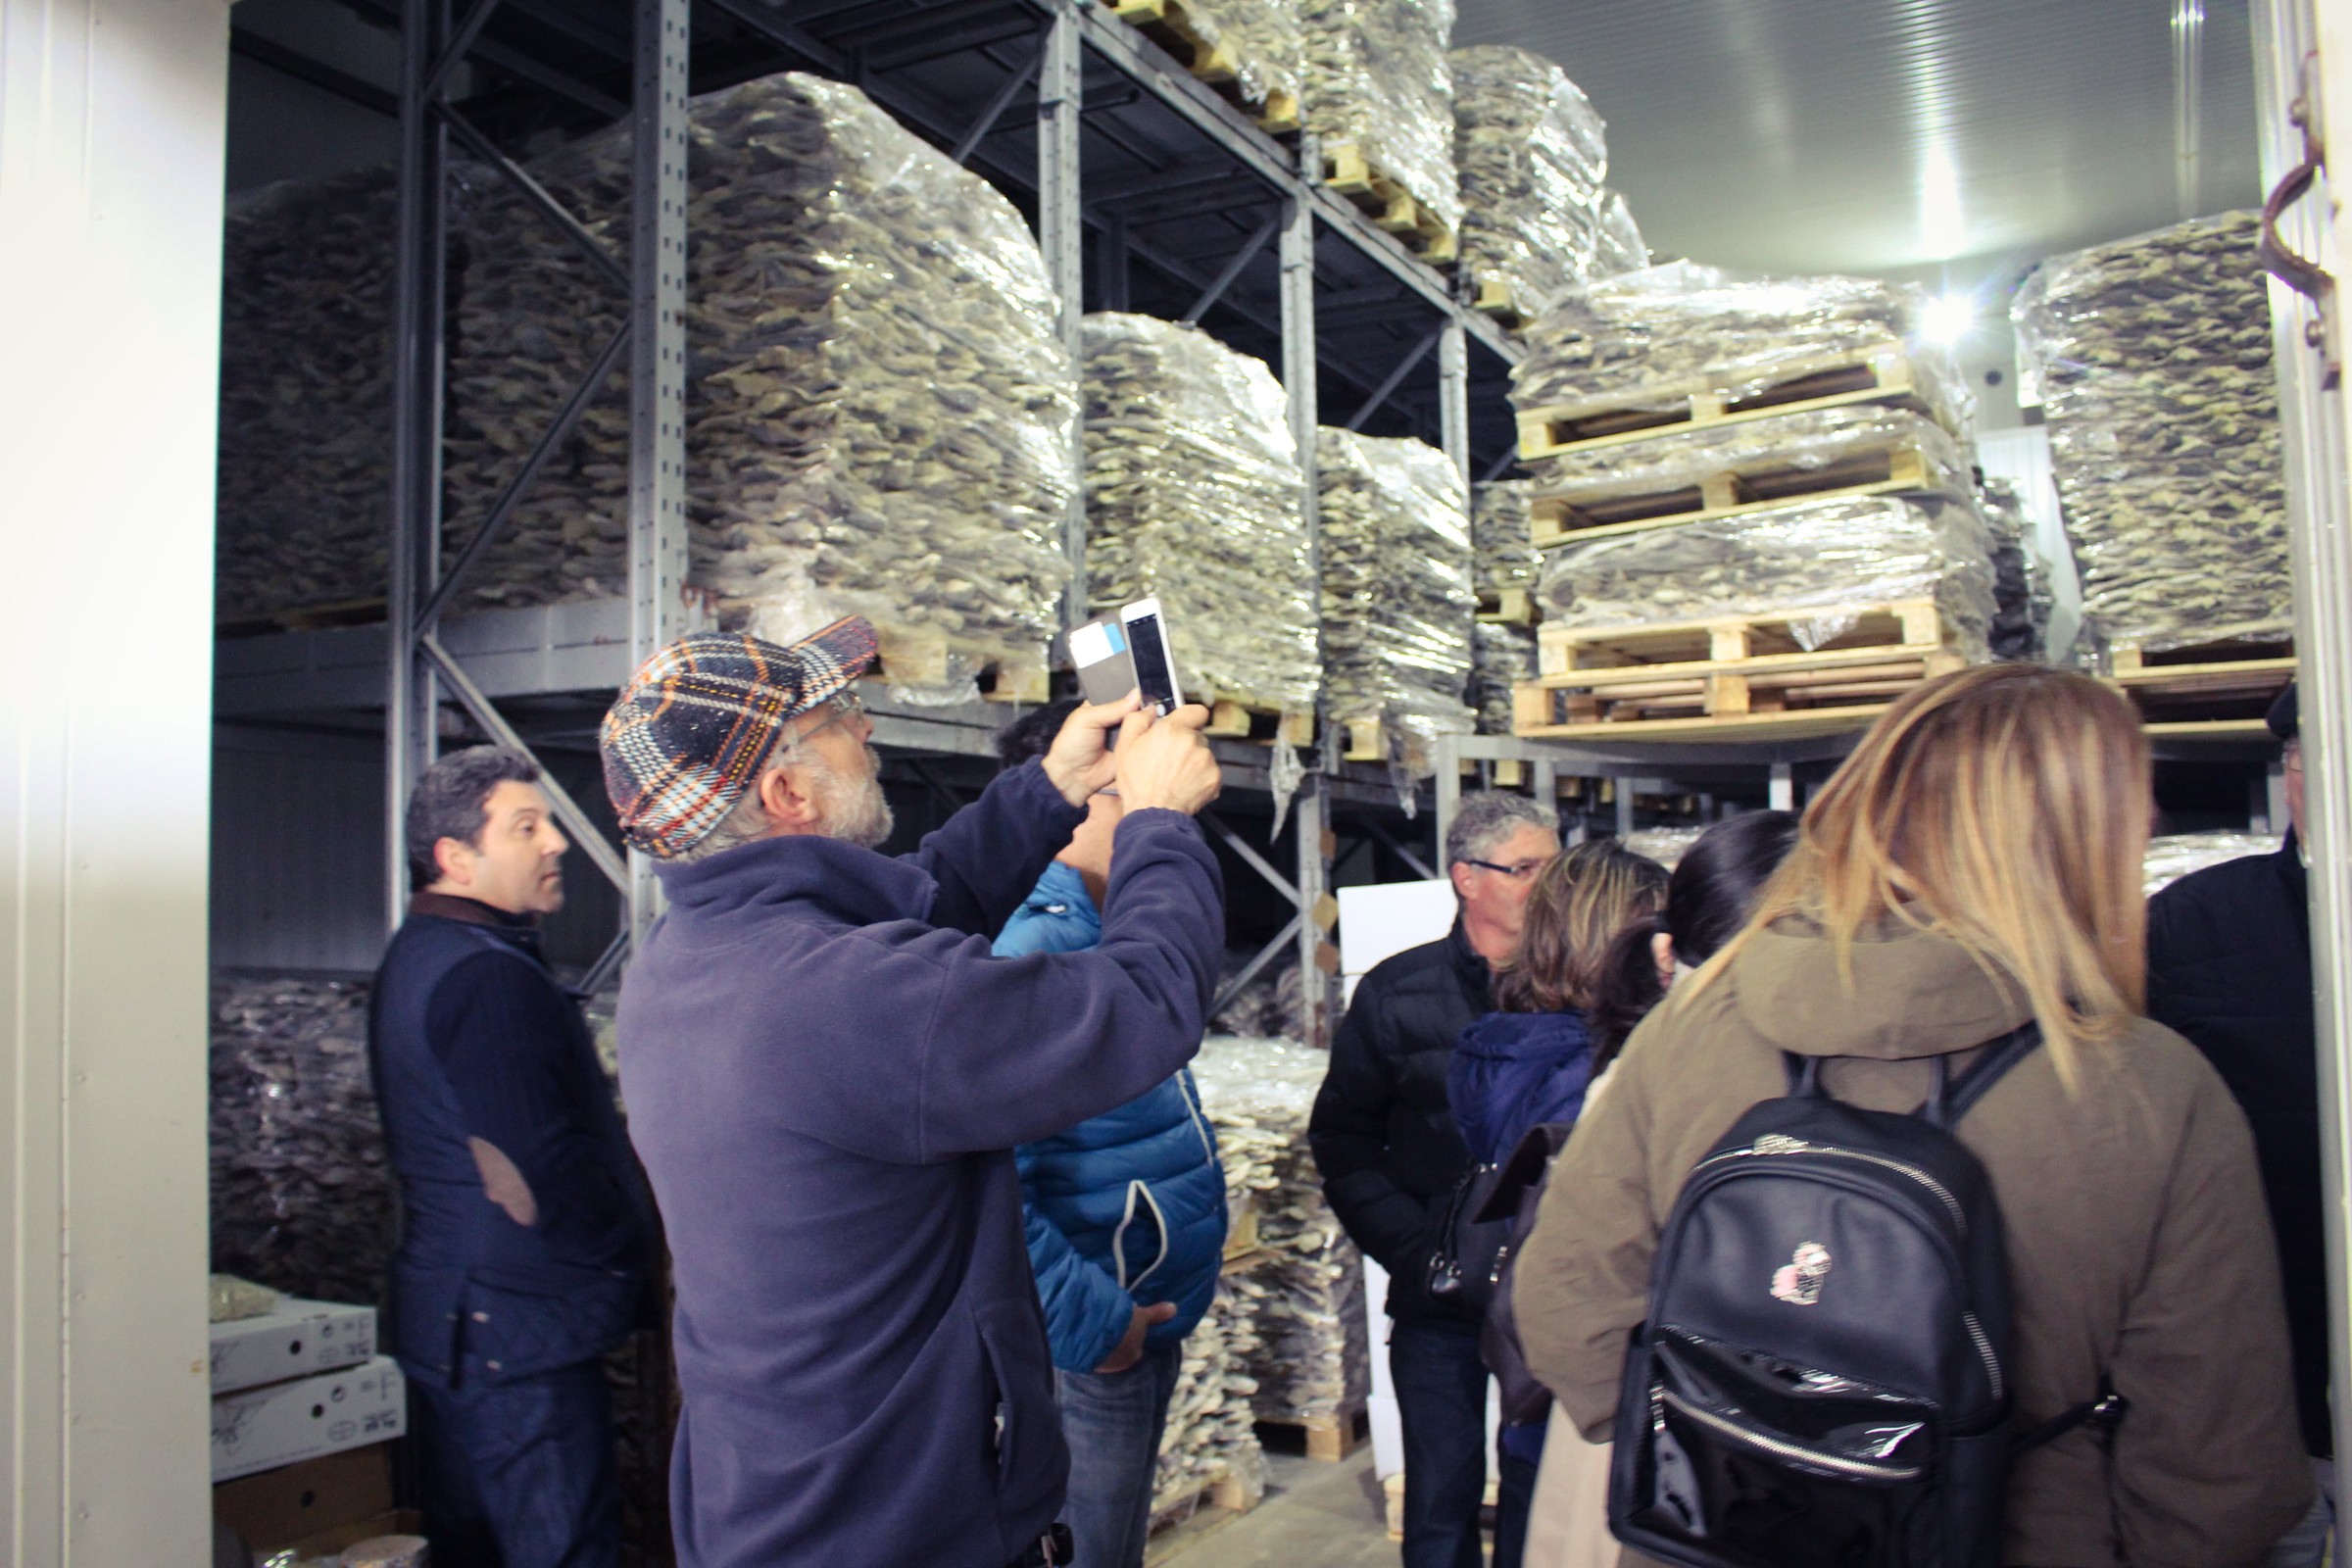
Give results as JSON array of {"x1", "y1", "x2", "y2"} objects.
[{"x1": 1154, "y1": 1450, "x2": 1399, "y2": 1568}]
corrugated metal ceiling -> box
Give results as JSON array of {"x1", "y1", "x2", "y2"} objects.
[{"x1": 1452, "y1": 0, "x2": 2264, "y2": 278}]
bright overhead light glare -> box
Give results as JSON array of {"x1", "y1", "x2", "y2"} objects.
[{"x1": 1921, "y1": 294, "x2": 1975, "y2": 347}]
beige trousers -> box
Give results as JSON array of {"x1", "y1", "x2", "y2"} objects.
[{"x1": 1520, "y1": 1402, "x2": 1618, "y2": 1568}]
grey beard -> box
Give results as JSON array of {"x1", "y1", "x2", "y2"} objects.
[{"x1": 815, "y1": 748, "x2": 894, "y2": 850}]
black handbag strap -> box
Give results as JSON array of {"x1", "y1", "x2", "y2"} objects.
[{"x1": 2013, "y1": 1377, "x2": 2129, "y2": 1455}]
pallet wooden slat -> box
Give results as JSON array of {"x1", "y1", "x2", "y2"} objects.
[
  {"x1": 1102, "y1": 0, "x2": 1299, "y2": 131},
  {"x1": 1321, "y1": 142, "x2": 1458, "y2": 264},
  {"x1": 1527, "y1": 445, "x2": 1935, "y2": 547},
  {"x1": 2106, "y1": 637, "x2": 2295, "y2": 730},
  {"x1": 1475, "y1": 587, "x2": 1536, "y2": 625},
  {"x1": 1254, "y1": 1403, "x2": 1370, "y2": 1463},
  {"x1": 1514, "y1": 349, "x2": 1929, "y2": 461}
]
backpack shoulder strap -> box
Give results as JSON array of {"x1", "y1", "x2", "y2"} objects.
[{"x1": 1921, "y1": 1020, "x2": 2043, "y2": 1129}]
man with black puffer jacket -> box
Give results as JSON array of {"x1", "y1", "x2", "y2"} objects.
[{"x1": 1309, "y1": 792, "x2": 1559, "y2": 1568}]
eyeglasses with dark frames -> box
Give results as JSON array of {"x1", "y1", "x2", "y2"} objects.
[
  {"x1": 1463, "y1": 857, "x2": 1548, "y2": 881},
  {"x1": 795, "y1": 691, "x2": 866, "y2": 744}
]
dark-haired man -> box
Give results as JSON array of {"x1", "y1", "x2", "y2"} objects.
[{"x1": 369, "y1": 747, "x2": 655, "y2": 1568}]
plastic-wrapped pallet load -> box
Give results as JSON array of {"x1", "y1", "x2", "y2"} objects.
[
  {"x1": 1470, "y1": 621, "x2": 1538, "y2": 732},
  {"x1": 1194, "y1": 1037, "x2": 1372, "y2": 1426},
  {"x1": 1083, "y1": 315, "x2": 1318, "y2": 715},
  {"x1": 210, "y1": 975, "x2": 396, "y2": 1310},
  {"x1": 1511, "y1": 262, "x2": 1967, "y2": 436},
  {"x1": 214, "y1": 171, "x2": 396, "y2": 620},
  {"x1": 1523, "y1": 405, "x2": 1972, "y2": 540},
  {"x1": 218, "y1": 74, "x2": 1077, "y2": 699},
  {"x1": 1449, "y1": 46, "x2": 1605, "y2": 321},
  {"x1": 1318, "y1": 428, "x2": 1477, "y2": 761},
  {"x1": 1153, "y1": 1282, "x2": 1266, "y2": 1516},
  {"x1": 1979, "y1": 478, "x2": 2052, "y2": 662},
  {"x1": 1469, "y1": 481, "x2": 1539, "y2": 731},
  {"x1": 2011, "y1": 211, "x2": 2287, "y2": 653},
  {"x1": 1592, "y1": 187, "x2": 1649, "y2": 276},
  {"x1": 1136, "y1": 0, "x2": 1306, "y2": 128},
  {"x1": 2145, "y1": 832, "x2": 2282, "y2": 896},
  {"x1": 1535, "y1": 494, "x2": 1999, "y2": 662},
  {"x1": 1299, "y1": 0, "x2": 1462, "y2": 236}
]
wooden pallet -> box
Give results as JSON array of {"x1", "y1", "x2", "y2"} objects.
[
  {"x1": 1322, "y1": 143, "x2": 1458, "y2": 264},
  {"x1": 1457, "y1": 755, "x2": 1528, "y2": 786},
  {"x1": 1476, "y1": 587, "x2": 1537, "y2": 625},
  {"x1": 875, "y1": 624, "x2": 1052, "y2": 704},
  {"x1": 1145, "y1": 1466, "x2": 1262, "y2": 1563},
  {"x1": 1255, "y1": 1402, "x2": 1370, "y2": 1463},
  {"x1": 1102, "y1": 0, "x2": 1300, "y2": 131},
  {"x1": 1473, "y1": 274, "x2": 1530, "y2": 329},
  {"x1": 1516, "y1": 601, "x2": 1959, "y2": 738},
  {"x1": 1515, "y1": 348, "x2": 1930, "y2": 462},
  {"x1": 2108, "y1": 636, "x2": 2295, "y2": 735},
  {"x1": 216, "y1": 596, "x2": 391, "y2": 638},
  {"x1": 1201, "y1": 694, "x2": 1317, "y2": 746},
  {"x1": 1527, "y1": 444, "x2": 1936, "y2": 547}
]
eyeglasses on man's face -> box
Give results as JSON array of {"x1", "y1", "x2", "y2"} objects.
[
  {"x1": 1464, "y1": 857, "x2": 1548, "y2": 881},
  {"x1": 796, "y1": 691, "x2": 867, "y2": 745}
]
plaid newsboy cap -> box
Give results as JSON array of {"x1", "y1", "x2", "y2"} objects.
[{"x1": 600, "y1": 616, "x2": 880, "y2": 858}]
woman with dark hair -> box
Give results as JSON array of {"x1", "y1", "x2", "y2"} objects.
[
  {"x1": 1446, "y1": 838, "x2": 1666, "y2": 1568},
  {"x1": 1586, "y1": 810, "x2": 1801, "y2": 1065}
]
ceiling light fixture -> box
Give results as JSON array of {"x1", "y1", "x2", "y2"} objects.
[{"x1": 1921, "y1": 294, "x2": 1976, "y2": 347}]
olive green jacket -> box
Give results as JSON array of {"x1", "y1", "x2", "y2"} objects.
[{"x1": 1513, "y1": 914, "x2": 2312, "y2": 1568}]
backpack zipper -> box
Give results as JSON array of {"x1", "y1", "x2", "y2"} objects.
[
  {"x1": 1963, "y1": 1311, "x2": 2003, "y2": 1402},
  {"x1": 1698, "y1": 1135, "x2": 1966, "y2": 1233},
  {"x1": 1659, "y1": 1389, "x2": 1925, "y2": 1482}
]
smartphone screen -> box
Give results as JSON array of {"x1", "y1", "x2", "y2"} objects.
[{"x1": 1126, "y1": 611, "x2": 1178, "y2": 715}]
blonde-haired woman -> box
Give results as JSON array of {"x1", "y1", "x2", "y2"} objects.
[{"x1": 1512, "y1": 665, "x2": 2311, "y2": 1566}]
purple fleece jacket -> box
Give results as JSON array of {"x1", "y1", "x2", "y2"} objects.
[{"x1": 616, "y1": 760, "x2": 1225, "y2": 1568}]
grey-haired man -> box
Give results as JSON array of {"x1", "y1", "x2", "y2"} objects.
[{"x1": 1309, "y1": 792, "x2": 1560, "y2": 1568}]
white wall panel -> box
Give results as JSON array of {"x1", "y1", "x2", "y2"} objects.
[{"x1": 0, "y1": 0, "x2": 229, "y2": 1560}]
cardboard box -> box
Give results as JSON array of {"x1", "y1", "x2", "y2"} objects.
[
  {"x1": 213, "y1": 1443, "x2": 393, "y2": 1550},
  {"x1": 209, "y1": 1297, "x2": 377, "y2": 1395},
  {"x1": 212, "y1": 1357, "x2": 407, "y2": 1483}
]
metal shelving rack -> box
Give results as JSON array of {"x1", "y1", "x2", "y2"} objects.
[{"x1": 223, "y1": 0, "x2": 1534, "y2": 1045}]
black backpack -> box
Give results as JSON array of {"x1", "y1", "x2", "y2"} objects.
[{"x1": 1608, "y1": 1023, "x2": 2124, "y2": 1568}]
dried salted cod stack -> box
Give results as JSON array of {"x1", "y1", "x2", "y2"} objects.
[
  {"x1": 1979, "y1": 479, "x2": 2051, "y2": 662},
  {"x1": 1534, "y1": 494, "x2": 1999, "y2": 662},
  {"x1": 1149, "y1": 0, "x2": 1305, "y2": 124},
  {"x1": 2145, "y1": 832, "x2": 2284, "y2": 895},
  {"x1": 1469, "y1": 481, "x2": 1538, "y2": 731},
  {"x1": 1083, "y1": 315, "x2": 1317, "y2": 712},
  {"x1": 215, "y1": 171, "x2": 397, "y2": 619},
  {"x1": 1318, "y1": 428, "x2": 1476, "y2": 755},
  {"x1": 1152, "y1": 1273, "x2": 1267, "y2": 1514},
  {"x1": 2012, "y1": 211, "x2": 2286, "y2": 653},
  {"x1": 1512, "y1": 262, "x2": 1964, "y2": 431},
  {"x1": 1298, "y1": 0, "x2": 1461, "y2": 234},
  {"x1": 1449, "y1": 46, "x2": 1605, "y2": 320},
  {"x1": 209, "y1": 975, "x2": 396, "y2": 1308},
  {"x1": 1195, "y1": 1037, "x2": 1372, "y2": 1424}
]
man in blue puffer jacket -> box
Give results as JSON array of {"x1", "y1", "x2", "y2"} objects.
[{"x1": 995, "y1": 703, "x2": 1227, "y2": 1568}]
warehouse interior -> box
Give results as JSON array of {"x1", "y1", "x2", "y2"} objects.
[{"x1": 6, "y1": 0, "x2": 2349, "y2": 1562}]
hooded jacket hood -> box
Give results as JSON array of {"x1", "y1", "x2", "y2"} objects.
[{"x1": 1730, "y1": 913, "x2": 2033, "y2": 1061}]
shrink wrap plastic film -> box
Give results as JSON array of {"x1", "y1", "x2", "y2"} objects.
[
  {"x1": 1472, "y1": 479, "x2": 1542, "y2": 594},
  {"x1": 1620, "y1": 826, "x2": 1704, "y2": 870},
  {"x1": 1592, "y1": 188, "x2": 1648, "y2": 276},
  {"x1": 1318, "y1": 429, "x2": 1478, "y2": 749},
  {"x1": 2011, "y1": 211, "x2": 2288, "y2": 652},
  {"x1": 1299, "y1": 0, "x2": 1461, "y2": 233},
  {"x1": 1511, "y1": 262, "x2": 1965, "y2": 428},
  {"x1": 219, "y1": 74, "x2": 1077, "y2": 698},
  {"x1": 1168, "y1": 0, "x2": 1306, "y2": 122},
  {"x1": 1470, "y1": 621, "x2": 1537, "y2": 732},
  {"x1": 1979, "y1": 479, "x2": 2052, "y2": 662},
  {"x1": 2145, "y1": 832, "x2": 2284, "y2": 896},
  {"x1": 210, "y1": 976, "x2": 396, "y2": 1309},
  {"x1": 215, "y1": 172, "x2": 396, "y2": 616},
  {"x1": 1526, "y1": 405, "x2": 1971, "y2": 513},
  {"x1": 1196, "y1": 1037, "x2": 1372, "y2": 1423},
  {"x1": 1210, "y1": 949, "x2": 1308, "y2": 1042},
  {"x1": 1153, "y1": 1283, "x2": 1267, "y2": 1515},
  {"x1": 1535, "y1": 494, "x2": 1997, "y2": 662},
  {"x1": 1450, "y1": 46, "x2": 1606, "y2": 320},
  {"x1": 1083, "y1": 316, "x2": 1319, "y2": 711}
]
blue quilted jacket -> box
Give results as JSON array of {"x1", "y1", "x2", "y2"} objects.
[{"x1": 999, "y1": 861, "x2": 1227, "y2": 1372}]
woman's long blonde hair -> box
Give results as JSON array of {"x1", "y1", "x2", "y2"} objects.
[
  {"x1": 1694, "y1": 664, "x2": 2152, "y2": 1078},
  {"x1": 1494, "y1": 839, "x2": 1669, "y2": 1014}
]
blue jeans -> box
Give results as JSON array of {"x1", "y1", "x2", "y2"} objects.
[
  {"x1": 1054, "y1": 1341, "x2": 1185, "y2": 1568},
  {"x1": 2266, "y1": 1456, "x2": 2337, "y2": 1568},
  {"x1": 1391, "y1": 1316, "x2": 1489, "y2": 1568},
  {"x1": 408, "y1": 1359, "x2": 619, "y2": 1568}
]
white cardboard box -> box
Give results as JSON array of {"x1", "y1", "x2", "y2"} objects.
[
  {"x1": 212, "y1": 1356, "x2": 407, "y2": 1482},
  {"x1": 210, "y1": 1298, "x2": 378, "y2": 1395}
]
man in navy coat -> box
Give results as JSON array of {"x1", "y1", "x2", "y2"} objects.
[{"x1": 603, "y1": 617, "x2": 1226, "y2": 1568}]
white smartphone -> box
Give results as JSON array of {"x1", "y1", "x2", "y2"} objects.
[
  {"x1": 1069, "y1": 619, "x2": 1137, "y2": 709},
  {"x1": 1119, "y1": 597, "x2": 1184, "y2": 716}
]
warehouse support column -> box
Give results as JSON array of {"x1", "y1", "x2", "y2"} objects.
[
  {"x1": 2256, "y1": 0, "x2": 2352, "y2": 1496},
  {"x1": 628, "y1": 0, "x2": 693, "y2": 958},
  {"x1": 1439, "y1": 318, "x2": 1470, "y2": 488},
  {"x1": 387, "y1": 0, "x2": 451, "y2": 934},
  {"x1": 1282, "y1": 175, "x2": 1337, "y2": 1046},
  {"x1": 0, "y1": 0, "x2": 225, "y2": 1559},
  {"x1": 1040, "y1": 6, "x2": 1088, "y2": 630}
]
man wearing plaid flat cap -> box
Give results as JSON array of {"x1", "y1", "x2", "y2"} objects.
[{"x1": 604, "y1": 616, "x2": 1227, "y2": 1568}]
